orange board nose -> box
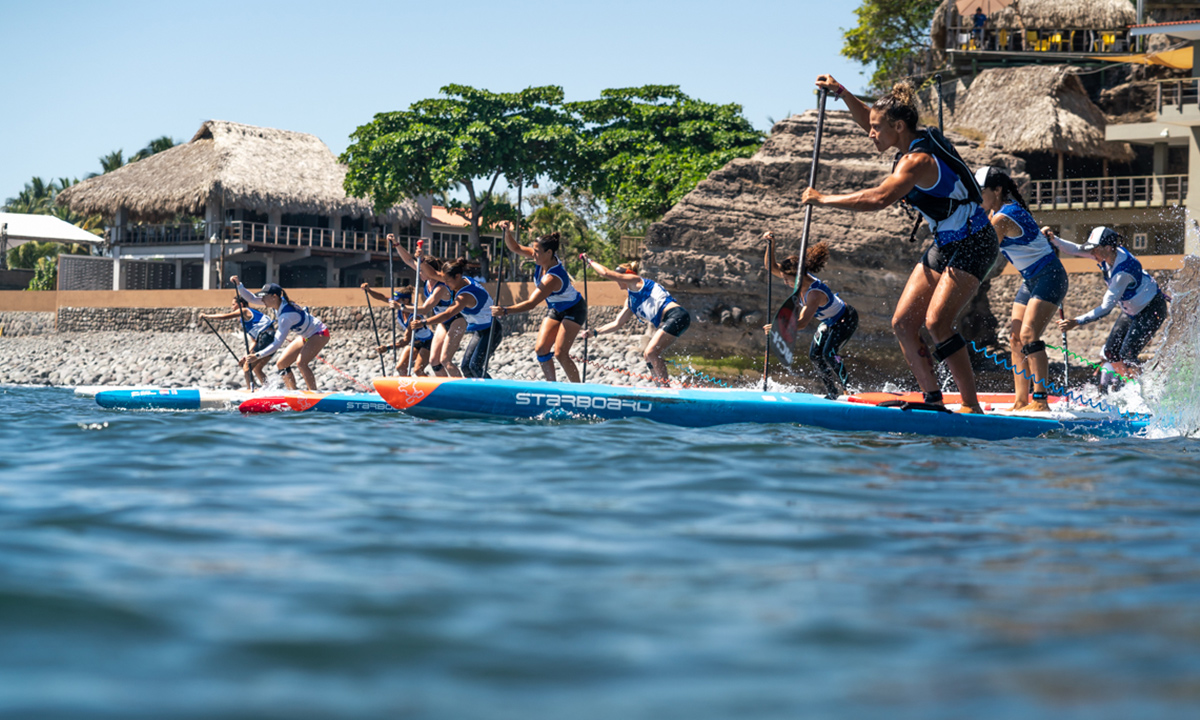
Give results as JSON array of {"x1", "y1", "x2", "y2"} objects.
[{"x1": 372, "y1": 376, "x2": 447, "y2": 410}]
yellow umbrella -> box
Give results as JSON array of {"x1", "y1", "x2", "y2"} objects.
[{"x1": 1088, "y1": 46, "x2": 1193, "y2": 70}]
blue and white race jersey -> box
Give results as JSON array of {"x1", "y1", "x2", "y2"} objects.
[
  {"x1": 534, "y1": 262, "x2": 582, "y2": 311},
  {"x1": 626, "y1": 278, "x2": 676, "y2": 327},
  {"x1": 901, "y1": 130, "x2": 989, "y2": 246},
  {"x1": 996, "y1": 202, "x2": 1057, "y2": 279},
  {"x1": 806, "y1": 276, "x2": 848, "y2": 324},
  {"x1": 421, "y1": 280, "x2": 453, "y2": 314},
  {"x1": 394, "y1": 294, "x2": 434, "y2": 343},
  {"x1": 454, "y1": 277, "x2": 494, "y2": 332},
  {"x1": 241, "y1": 307, "x2": 274, "y2": 340},
  {"x1": 1070, "y1": 247, "x2": 1161, "y2": 325}
]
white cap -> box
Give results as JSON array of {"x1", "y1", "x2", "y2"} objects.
[
  {"x1": 1081, "y1": 226, "x2": 1120, "y2": 250},
  {"x1": 974, "y1": 166, "x2": 991, "y2": 189}
]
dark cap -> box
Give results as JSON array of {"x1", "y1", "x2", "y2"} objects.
[
  {"x1": 256, "y1": 283, "x2": 284, "y2": 298},
  {"x1": 1082, "y1": 227, "x2": 1121, "y2": 251}
]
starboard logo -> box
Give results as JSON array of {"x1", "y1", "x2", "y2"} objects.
[{"x1": 515, "y1": 392, "x2": 653, "y2": 413}]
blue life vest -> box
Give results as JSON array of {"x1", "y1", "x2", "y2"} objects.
[
  {"x1": 626, "y1": 278, "x2": 676, "y2": 327},
  {"x1": 394, "y1": 291, "x2": 433, "y2": 342},
  {"x1": 899, "y1": 128, "x2": 989, "y2": 246},
  {"x1": 240, "y1": 307, "x2": 274, "y2": 339},
  {"x1": 1100, "y1": 248, "x2": 1159, "y2": 315},
  {"x1": 454, "y1": 277, "x2": 494, "y2": 332},
  {"x1": 534, "y1": 261, "x2": 582, "y2": 311},
  {"x1": 807, "y1": 276, "x2": 848, "y2": 324},
  {"x1": 996, "y1": 202, "x2": 1056, "y2": 279}
]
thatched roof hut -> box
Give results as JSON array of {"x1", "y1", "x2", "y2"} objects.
[
  {"x1": 953, "y1": 65, "x2": 1135, "y2": 162},
  {"x1": 58, "y1": 120, "x2": 418, "y2": 224},
  {"x1": 991, "y1": 0, "x2": 1136, "y2": 31}
]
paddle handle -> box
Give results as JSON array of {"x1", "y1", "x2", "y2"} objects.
[{"x1": 793, "y1": 87, "x2": 828, "y2": 295}]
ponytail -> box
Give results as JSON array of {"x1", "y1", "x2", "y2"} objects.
[
  {"x1": 873, "y1": 80, "x2": 919, "y2": 133},
  {"x1": 443, "y1": 257, "x2": 468, "y2": 277},
  {"x1": 979, "y1": 166, "x2": 1029, "y2": 211},
  {"x1": 1000, "y1": 174, "x2": 1029, "y2": 211}
]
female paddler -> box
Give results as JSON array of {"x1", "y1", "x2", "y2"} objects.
[
  {"x1": 199, "y1": 298, "x2": 277, "y2": 388},
  {"x1": 361, "y1": 284, "x2": 432, "y2": 376},
  {"x1": 231, "y1": 276, "x2": 330, "y2": 391},
  {"x1": 389, "y1": 234, "x2": 466, "y2": 377},
  {"x1": 580, "y1": 256, "x2": 691, "y2": 384},
  {"x1": 1052, "y1": 226, "x2": 1169, "y2": 380},
  {"x1": 494, "y1": 229, "x2": 587, "y2": 383},
  {"x1": 762, "y1": 232, "x2": 859, "y2": 398},
  {"x1": 976, "y1": 166, "x2": 1068, "y2": 412},
  {"x1": 411, "y1": 258, "x2": 501, "y2": 378},
  {"x1": 801, "y1": 75, "x2": 998, "y2": 414}
]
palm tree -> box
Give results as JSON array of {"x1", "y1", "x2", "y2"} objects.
[{"x1": 130, "y1": 135, "x2": 176, "y2": 162}]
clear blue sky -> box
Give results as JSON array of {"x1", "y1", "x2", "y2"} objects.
[{"x1": 0, "y1": 0, "x2": 866, "y2": 202}]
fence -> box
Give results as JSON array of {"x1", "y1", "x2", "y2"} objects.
[{"x1": 1027, "y1": 175, "x2": 1188, "y2": 211}]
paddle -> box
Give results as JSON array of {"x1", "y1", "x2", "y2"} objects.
[
  {"x1": 763, "y1": 234, "x2": 773, "y2": 390},
  {"x1": 201, "y1": 316, "x2": 243, "y2": 367},
  {"x1": 482, "y1": 241, "x2": 505, "y2": 379},
  {"x1": 581, "y1": 257, "x2": 588, "y2": 384},
  {"x1": 406, "y1": 239, "x2": 424, "y2": 376},
  {"x1": 363, "y1": 285, "x2": 388, "y2": 377},
  {"x1": 1058, "y1": 304, "x2": 1069, "y2": 394},
  {"x1": 389, "y1": 239, "x2": 397, "y2": 370},
  {"x1": 232, "y1": 287, "x2": 256, "y2": 390},
  {"x1": 906, "y1": 73, "x2": 944, "y2": 243}
]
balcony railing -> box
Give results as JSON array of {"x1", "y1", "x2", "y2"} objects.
[
  {"x1": 1157, "y1": 78, "x2": 1200, "y2": 114},
  {"x1": 945, "y1": 26, "x2": 1129, "y2": 54},
  {"x1": 1027, "y1": 175, "x2": 1188, "y2": 211}
]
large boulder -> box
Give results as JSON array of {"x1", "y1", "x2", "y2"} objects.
[{"x1": 642, "y1": 109, "x2": 1026, "y2": 377}]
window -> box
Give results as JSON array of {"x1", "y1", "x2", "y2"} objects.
[{"x1": 1133, "y1": 232, "x2": 1149, "y2": 251}]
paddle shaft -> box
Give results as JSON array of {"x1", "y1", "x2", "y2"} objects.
[
  {"x1": 389, "y1": 241, "x2": 397, "y2": 369},
  {"x1": 581, "y1": 262, "x2": 588, "y2": 383},
  {"x1": 483, "y1": 242, "x2": 504, "y2": 378},
  {"x1": 406, "y1": 239, "x2": 423, "y2": 376},
  {"x1": 1058, "y1": 304, "x2": 1069, "y2": 392},
  {"x1": 792, "y1": 87, "x2": 829, "y2": 297},
  {"x1": 363, "y1": 287, "x2": 388, "y2": 377},
  {"x1": 763, "y1": 236, "x2": 773, "y2": 391},
  {"x1": 233, "y1": 290, "x2": 256, "y2": 389},
  {"x1": 202, "y1": 317, "x2": 243, "y2": 366}
]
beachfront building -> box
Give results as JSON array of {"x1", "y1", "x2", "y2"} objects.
[
  {"x1": 933, "y1": 0, "x2": 1140, "y2": 75},
  {"x1": 56, "y1": 120, "x2": 421, "y2": 291}
]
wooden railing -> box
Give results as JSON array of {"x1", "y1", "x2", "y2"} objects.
[
  {"x1": 945, "y1": 26, "x2": 1129, "y2": 53},
  {"x1": 1157, "y1": 79, "x2": 1200, "y2": 114},
  {"x1": 1027, "y1": 175, "x2": 1188, "y2": 210},
  {"x1": 109, "y1": 221, "x2": 421, "y2": 254}
]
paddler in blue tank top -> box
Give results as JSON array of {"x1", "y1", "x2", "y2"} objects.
[
  {"x1": 762, "y1": 232, "x2": 859, "y2": 398},
  {"x1": 199, "y1": 298, "x2": 278, "y2": 389},
  {"x1": 1053, "y1": 226, "x2": 1169, "y2": 380},
  {"x1": 580, "y1": 256, "x2": 691, "y2": 385},
  {"x1": 976, "y1": 166, "x2": 1068, "y2": 412},
  {"x1": 411, "y1": 258, "x2": 502, "y2": 379},
  {"x1": 361, "y1": 284, "x2": 433, "y2": 376},
  {"x1": 494, "y1": 229, "x2": 587, "y2": 383},
  {"x1": 389, "y1": 234, "x2": 466, "y2": 377},
  {"x1": 801, "y1": 74, "x2": 999, "y2": 414},
  {"x1": 231, "y1": 276, "x2": 330, "y2": 391}
]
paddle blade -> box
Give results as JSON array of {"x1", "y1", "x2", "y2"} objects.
[{"x1": 769, "y1": 294, "x2": 801, "y2": 372}]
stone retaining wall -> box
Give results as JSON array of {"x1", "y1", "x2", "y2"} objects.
[{"x1": 0, "y1": 311, "x2": 56, "y2": 336}]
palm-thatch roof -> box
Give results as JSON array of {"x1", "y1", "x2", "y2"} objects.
[
  {"x1": 953, "y1": 65, "x2": 1135, "y2": 162},
  {"x1": 57, "y1": 120, "x2": 418, "y2": 224},
  {"x1": 992, "y1": 0, "x2": 1136, "y2": 31}
]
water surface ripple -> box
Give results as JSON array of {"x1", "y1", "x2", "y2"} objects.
[{"x1": 1, "y1": 386, "x2": 1198, "y2": 719}]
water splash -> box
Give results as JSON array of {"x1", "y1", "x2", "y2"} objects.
[{"x1": 1141, "y1": 254, "x2": 1200, "y2": 438}]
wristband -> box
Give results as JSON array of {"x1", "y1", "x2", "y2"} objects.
[{"x1": 835, "y1": 83, "x2": 845, "y2": 99}]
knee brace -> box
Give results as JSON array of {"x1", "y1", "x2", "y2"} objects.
[
  {"x1": 537, "y1": 352, "x2": 554, "y2": 364},
  {"x1": 430, "y1": 363, "x2": 445, "y2": 373},
  {"x1": 277, "y1": 366, "x2": 295, "y2": 378},
  {"x1": 1021, "y1": 340, "x2": 1046, "y2": 357},
  {"x1": 931, "y1": 333, "x2": 966, "y2": 363}
]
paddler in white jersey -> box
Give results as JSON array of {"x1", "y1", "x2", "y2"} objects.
[
  {"x1": 199, "y1": 298, "x2": 277, "y2": 388},
  {"x1": 762, "y1": 232, "x2": 859, "y2": 398},
  {"x1": 231, "y1": 276, "x2": 330, "y2": 391},
  {"x1": 580, "y1": 256, "x2": 691, "y2": 385}
]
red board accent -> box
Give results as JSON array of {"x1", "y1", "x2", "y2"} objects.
[
  {"x1": 846, "y1": 392, "x2": 1062, "y2": 408},
  {"x1": 239, "y1": 393, "x2": 328, "y2": 414}
]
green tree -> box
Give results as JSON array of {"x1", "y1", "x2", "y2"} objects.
[
  {"x1": 566, "y1": 85, "x2": 764, "y2": 222},
  {"x1": 6, "y1": 240, "x2": 88, "y2": 271},
  {"x1": 130, "y1": 135, "x2": 177, "y2": 162},
  {"x1": 841, "y1": 0, "x2": 940, "y2": 92},
  {"x1": 28, "y1": 255, "x2": 58, "y2": 291},
  {"x1": 342, "y1": 84, "x2": 578, "y2": 278},
  {"x1": 4, "y1": 177, "x2": 57, "y2": 214}
]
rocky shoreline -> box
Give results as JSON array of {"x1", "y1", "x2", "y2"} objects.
[{"x1": 0, "y1": 327, "x2": 690, "y2": 391}]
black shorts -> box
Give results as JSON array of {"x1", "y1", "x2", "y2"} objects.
[
  {"x1": 657, "y1": 305, "x2": 691, "y2": 337},
  {"x1": 441, "y1": 313, "x2": 463, "y2": 330},
  {"x1": 548, "y1": 297, "x2": 587, "y2": 326},
  {"x1": 921, "y1": 223, "x2": 999, "y2": 281},
  {"x1": 1013, "y1": 258, "x2": 1069, "y2": 306},
  {"x1": 1103, "y1": 292, "x2": 1168, "y2": 365},
  {"x1": 412, "y1": 336, "x2": 432, "y2": 352},
  {"x1": 251, "y1": 331, "x2": 275, "y2": 356}
]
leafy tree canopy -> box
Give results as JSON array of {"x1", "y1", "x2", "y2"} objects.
[
  {"x1": 841, "y1": 0, "x2": 940, "y2": 93},
  {"x1": 566, "y1": 85, "x2": 764, "y2": 222},
  {"x1": 342, "y1": 84, "x2": 579, "y2": 275}
]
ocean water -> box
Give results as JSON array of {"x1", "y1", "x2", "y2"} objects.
[{"x1": 1, "y1": 385, "x2": 1199, "y2": 720}]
